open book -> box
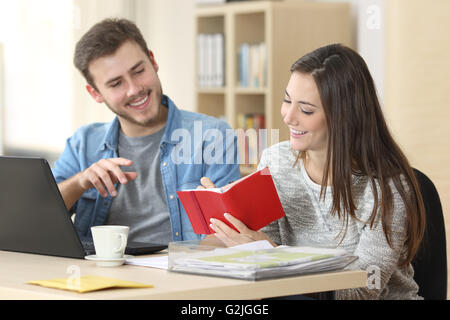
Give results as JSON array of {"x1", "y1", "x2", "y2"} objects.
[{"x1": 176, "y1": 167, "x2": 285, "y2": 235}]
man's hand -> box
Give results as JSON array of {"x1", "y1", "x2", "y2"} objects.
[
  {"x1": 58, "y1": 157, "x2": 137, "y2": 210},
  {"x1": 78, "y1": 158, "x2": 137, "y2": 197}
]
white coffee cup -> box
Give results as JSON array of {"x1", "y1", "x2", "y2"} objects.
[{"x1": 91, "y1": 225, "x2": 129, "y2": 259}]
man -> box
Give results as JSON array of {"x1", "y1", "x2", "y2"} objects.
[{"x1": 53, "y1": 18, "x2": 240, "y2": 244}]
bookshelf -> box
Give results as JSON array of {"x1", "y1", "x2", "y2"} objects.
[{"x1": 194, "y1": 1, "x2": 353, "y2": 175}]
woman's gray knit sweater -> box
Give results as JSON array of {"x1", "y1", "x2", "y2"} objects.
[{"x1": 259, "y1": 141, "x2": 422, "y2": 300}]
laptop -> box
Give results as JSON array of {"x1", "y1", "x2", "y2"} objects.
[{"x1": 0, "y1": 156, "x2": 167, "y2": 259}]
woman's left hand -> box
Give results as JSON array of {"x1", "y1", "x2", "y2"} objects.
[{"x1": 209, "y1": 213, "x2": 277, "y2": 247}]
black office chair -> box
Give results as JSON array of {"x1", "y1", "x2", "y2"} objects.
[{"x1": 411, "y1": 168, "x2": 447, "y2": 300}]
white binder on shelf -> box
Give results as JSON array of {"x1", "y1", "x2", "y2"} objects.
[
  {"x1": 215, "y1": 33, "x2": 224, "y2": 87},
  {"x1": 197, "y1": 34, "x2": 205, "y2": 88},
  {"x1": 198, "y1": 33, "x2": 225, "y2": 88},
  {"x1": 206, "y1": 34, "x2": 214, "y2": 87}
]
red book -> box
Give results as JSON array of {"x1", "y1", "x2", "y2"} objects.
[{"x1": 176, "y1": 167, "x2": 285, "y2": 235}]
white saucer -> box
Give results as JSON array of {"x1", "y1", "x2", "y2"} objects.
[{"x1": 85, "y1": 254, "x2": 134, "y2": 267}]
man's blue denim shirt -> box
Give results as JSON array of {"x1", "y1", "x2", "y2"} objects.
[{"x1": 52, "y1": 95, "x2": 241, "y2": 241}]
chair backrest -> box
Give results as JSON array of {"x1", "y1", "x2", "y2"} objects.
[{"x1": 411, "y1": 168, "x2": 447, "y2": 300}]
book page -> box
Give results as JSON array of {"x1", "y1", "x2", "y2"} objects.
[
  {"x1": 194, "y1": 187, "x2": 223, "y2": 193},
  {"x1": 180, "y1": 167, "x2": 267, "y2": 193}
]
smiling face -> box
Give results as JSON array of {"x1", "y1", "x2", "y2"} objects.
[
  {"x1": 281, "y1": 72, "x2": 329, "y2": 155},
  {"x1": 86, "y1": 40, "x2": 166, "y2": 137}
]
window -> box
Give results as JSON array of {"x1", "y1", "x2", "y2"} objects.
[{"x1": 0, "y1": 0, "x2": 75, "y2": 155}]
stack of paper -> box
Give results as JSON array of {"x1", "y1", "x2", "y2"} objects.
[
  {"x1": 124, "y1": 241, "x2": 274, "y2": 270},
  {"x1": 125, "y1": 255, "x2": 169, "y2": 270},
  {"x1": 169, "y1": 244, "x2": 357, "y2": 280}
]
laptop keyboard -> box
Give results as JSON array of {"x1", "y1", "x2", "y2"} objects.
[
  {"x1": 81, "y1": 240, "x2": 167, "y2": 256},
  {"x1": 81, "y1": 241, "x2": 96, "y2": 255}
]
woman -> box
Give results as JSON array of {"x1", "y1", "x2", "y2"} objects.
[{"x1": 203, "y1": 44, "x2": 426, "y2": 300}]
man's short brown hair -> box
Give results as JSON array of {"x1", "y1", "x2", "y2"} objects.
[{"x1": 74, "y1": 18, "x2": 150, "y2": 89}]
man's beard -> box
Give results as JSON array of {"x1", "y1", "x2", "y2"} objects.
[{"x1": 104, "y1": 87, "x2": 163, "y2": 127}]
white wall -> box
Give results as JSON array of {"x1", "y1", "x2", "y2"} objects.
[
  {"x1": 135, "y1": 0, "x2": 196, "y2": 111},
  {"x1": 356, "y1": 0, "x2": 385, "y2": 104},
  {"x1": 383, "y1": 1, "x2": 450, "y2": 297}
]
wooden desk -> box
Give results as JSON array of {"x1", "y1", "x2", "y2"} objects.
[{"x1": 0, "y1": 250, "x2": 367, "y2": 300}]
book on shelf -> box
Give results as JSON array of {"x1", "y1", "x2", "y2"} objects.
[
  {"x1": 236, "y1": 113, "x2": 266, "y2": 166},
  {"x1": 169, "y1": 242, "x2": 358, "y2": 280},
  {"x1": 238, "y1": 42, "x2": 267, "y2": 88},
  {"x1": 197, "y1": 33, "x2": 225, "y2": 88},
  {"x1": 176, "y1": 167, "x2": 285, "y2": 235}
]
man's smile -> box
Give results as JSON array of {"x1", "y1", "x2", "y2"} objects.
[{"x1": 126, "y1": 90, "x2": 151, "y2": 110}]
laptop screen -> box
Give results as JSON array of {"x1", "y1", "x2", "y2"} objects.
[{"x1": 0, "y1": 157, "x2": 86, "y2": 258}]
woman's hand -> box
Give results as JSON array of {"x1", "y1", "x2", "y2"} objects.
[
  {"x1": 197, "y1": 177, "x2": 276, "y2": 247},
  {"x1": 209, "y1": 213, "x2": 277, "y2": 247}
]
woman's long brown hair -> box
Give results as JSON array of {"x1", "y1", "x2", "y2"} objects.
[{"x1": 291, "y1": 44, "x2": 426, "y2": 267}]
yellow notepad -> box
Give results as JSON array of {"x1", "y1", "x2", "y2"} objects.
[{"x1": 28, "y1": 276, "x2": 154, "y2": 293}]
